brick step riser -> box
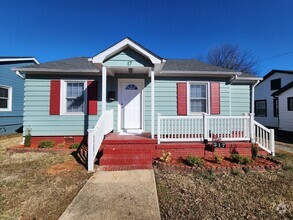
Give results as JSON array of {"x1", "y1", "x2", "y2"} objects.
[
  {"x1": 103, "y1": 150, "x2": 153, "y2": 155},
  {"x1": 100, "y1": 160, "x2": 152, "y2": 166}
]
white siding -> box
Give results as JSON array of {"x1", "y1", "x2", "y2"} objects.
[
  {"x1": 278, "y1": 87, "x2": 293, "y2": 132},
  {"x1": 255, "y1": 72, "x2": 293, "y2": 127}
]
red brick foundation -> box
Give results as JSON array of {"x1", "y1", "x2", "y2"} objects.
[{"x1": 30, "y1": 136, "x2": 86, "y2": 146}]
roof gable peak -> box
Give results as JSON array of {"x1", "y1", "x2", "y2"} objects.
[{"x1": 91, "y1": 38, "x2": 162, "y2": 64}]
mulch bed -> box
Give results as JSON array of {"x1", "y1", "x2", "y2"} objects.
[{"x1": 154, "y1": 156, "x2": 283, "y2": 174}]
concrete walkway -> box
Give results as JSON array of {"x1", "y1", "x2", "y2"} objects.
[{"x1": 59, "y1": 170, "x2": 161, "y2": 220}]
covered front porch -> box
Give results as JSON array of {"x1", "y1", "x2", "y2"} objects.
[{"x1": 87, "y1": 109, "x2": 275, "y2": 171}]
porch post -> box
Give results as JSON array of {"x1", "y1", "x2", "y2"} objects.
[
  {"x1": 269, "y1": 129, "x2": 275, "y2": 156},
  {"x1": 249, "y1": 113, "x2": 255, "y2": 143},
  {"x1": 102, "y1": 66, "x2": 107, "y2": 113},
  {"x1": 151, "y1": 69, "x2": 155, "y2": 139}
]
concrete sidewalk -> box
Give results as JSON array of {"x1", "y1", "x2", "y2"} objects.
[{"x1": 59, "y1": 170, "x2": 161, "y2": 220}]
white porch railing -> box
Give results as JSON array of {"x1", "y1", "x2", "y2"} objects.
[
  {"x1": 87, "y1": 109, "x2": 113, "y2": 171},
  {"x1": 254, "y1": 120, "x2": 275, "y2": 156},
  {"x1": 157, "y1": 113, "x2": 275, "y2": 156}
]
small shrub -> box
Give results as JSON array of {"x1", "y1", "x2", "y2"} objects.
[
  {"x1": 160, "y1": 150, "x2": 171, "y2": 163},
  {"x1": 38, "y1": 140, "x2": 55, "y2": 148},
  {"x1": 186, "y1": 155, "x2": 203, "y2": 167},
  {"x1": 57, "y1": 143, "x2": 65, "y2": 148},
  {"x1": 214, "y1": 153, "x2": 224, "y2": 164},
  {"x1": 243, "y1": 167, "x2": 250, "y2": 173},
  {"x1": 69, "y1": 143, "x2": 80, "y2": 149},
  {"x1": 24, "y1": 128, "x2": 31, "y2": 147},
  {"x1": 251, "y1": 144, "x2": 259, "y2": 160},
  {"x1": 230, "y1": 144, "x2": 239, "y2": 154},
  {"x1": 242, "y1": 156, "x2": 251, "y2": 165},
  {"x1": 230, "y1": 154, "x2": 251, "y2": 165}
]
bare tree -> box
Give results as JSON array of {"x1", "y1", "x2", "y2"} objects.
[{"x1": 207, "y1": 44, "x2": 258, "y2": 75}]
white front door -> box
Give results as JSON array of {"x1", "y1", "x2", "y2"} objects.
[{"x1": 120, "y1": 80, "x2": 143, "y2": 130}]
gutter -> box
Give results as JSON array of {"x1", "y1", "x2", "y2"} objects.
[
  {"x1": 0, "y1": 57, "x2": 39, "y2": 64},
  {"x1": 160, "y1": 70, "x2": 242, "y2": 76},
  {"x1": 11, "y1": 68, "x2": 100, "y2": 73}
]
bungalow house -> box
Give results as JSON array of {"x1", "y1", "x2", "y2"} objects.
[
  {"x1": 13, "y1": 38, "x2": 274, "y2": 171},
  {"x1": 255, "y1": 70, "x2": 293, "y2": 134},
  {"x1": 0, "y1": 57, "x2": 38, "y2": 135}
]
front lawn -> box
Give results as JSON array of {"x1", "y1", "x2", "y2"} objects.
[
  {"x1": 155, "y1": 150, "x2": 293, "y2": 219},
  {"x1": 0, "y1": 135, "x2": 92, "y2": 219}
]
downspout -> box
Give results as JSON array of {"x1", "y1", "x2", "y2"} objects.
[
  {"x1": 15, "y1": 71, "x2": 25, "y2": 79},
  {"x1": 251, "y1": 80, "x2": 260, "y2": 114}
]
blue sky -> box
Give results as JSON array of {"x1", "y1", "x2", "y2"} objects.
[{"x1": 1, "y1": 0, "x2": 293, "y2": 76}]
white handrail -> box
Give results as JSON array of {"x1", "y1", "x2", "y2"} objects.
[
  {"x1": 87, "y1": 109, "x2": 113, "y2": 171},
  {"x1": 254, "y1": 121, "x2": 275, "y2": 156},
  {"x1": 157, "y1": 113, "x2": 275, "y2": 156},
  {"x1": 157, "y1": 114, "x2": 250, "y2": 143}
]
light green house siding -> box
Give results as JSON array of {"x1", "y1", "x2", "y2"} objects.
[
  {"x1": 24, "y1": 76, "x2": 101, "y2": 136},
  {"x1": 104, "y1": 48, "x2": 153, "y2": 67},
  {"x1": 24, "y1": 75, "x2": 250, "y2": 136}
]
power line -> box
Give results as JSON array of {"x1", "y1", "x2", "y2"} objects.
[{"x1": 259, "y1": 51, "x2": 293, "y2": 62}]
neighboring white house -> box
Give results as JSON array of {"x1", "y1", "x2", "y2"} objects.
[
  {"x1": 255, "y1": 69, "x2": 293, "y2": 132},
  {"x1": 272, "y1": 81, "x2": 293, "y2": 132}
]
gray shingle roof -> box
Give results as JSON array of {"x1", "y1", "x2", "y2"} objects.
[
  {"x1": 16, "y1": 57, "x2": 99, "y2": 72},
  {"x1": 162, "y1": 59, "x2": 236, "y2": 72}
]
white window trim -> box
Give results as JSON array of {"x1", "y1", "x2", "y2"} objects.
[
  {"x1": 0, "y1": 85, "x2": 12, "y2": 112},
  {"x1": 60, "y1": 80, "x2": 87, "y2": 115},
  {"x1": 187, "y1": 81, "x2": 210, "y2": 115}
]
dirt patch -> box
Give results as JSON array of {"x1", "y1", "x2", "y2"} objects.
[
  {"x1": 155, "y1": 151, "x2": 293, "y2": 219},
  {"x1": 47, "y1": 160, "x2": 81, "y2": 175}
]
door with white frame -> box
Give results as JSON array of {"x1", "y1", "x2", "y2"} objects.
[{"x1": 119, "y1": 79, "x2": 144, "y2": 131}]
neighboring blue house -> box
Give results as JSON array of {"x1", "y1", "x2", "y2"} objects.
[{"x1": 0, "y1": 57, "x2": 39, "y2": 135}]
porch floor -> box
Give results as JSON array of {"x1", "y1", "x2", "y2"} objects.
[{"x1": 103, "y1": 132, "x2": 156, "y2": 144}]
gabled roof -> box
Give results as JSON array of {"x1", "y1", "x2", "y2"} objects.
[
  {"x1": 12, "y1": 57, "x2": 99, "y2": 73},
  {"x1": 91, "y1": 37, "x2": 162, "y2": 64},
  {"x1": 272, "y1": 81, "x2": 293, "y2": 97},
  {"x1": 257, "y1": 69, "x2": 293, "y2": 86}
]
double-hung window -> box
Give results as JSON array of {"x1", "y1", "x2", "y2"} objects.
[
  {"x1": 288, "y1": 97, "x2": 293, "y2": 111},
  {"x1": 62, "y1": 81, "x2": 86, "y2": 114},
  {"x1": 189, "y1": 83, "x2": 208, "y2": 114},
  {"x1": 255, "y1": 100, "x2": 267, "y2": 117},
  {"x1": 0, "y1": 86, "x2": 12, "y2": 111}
]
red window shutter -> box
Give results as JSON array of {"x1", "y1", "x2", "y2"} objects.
[
  {"x1": 177, "y1": 82, "x2": 187, "y2": 115},
  {"x1": 87, "y1": 80, "x2": 98, "y2": 115},
  {"x1": 50, "y1": 80, "x2": 60, "y2": 115},
  {"x1": 210, "y1": 82, "x2": 220, "y2": 114}
]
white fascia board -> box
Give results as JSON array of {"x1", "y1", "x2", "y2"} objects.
[
  {"x1": 230, "y1": 76, "x2": 263, "y2": 84},
  {"x1": 235, "y1": 76, "x2": 263, "y2": 81},
  {"x1": 92, "y1": 38, "x2": 162, "y2": 64},
  {"x1": 158, "y1": 70, "x2": 241, "y2": 77},
  {"x1": 11, "y1": 68, "x2": 100, "y2": 73},
  {"x1": 0, "y1": 58, "x2": 39, "y2": 64}
]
